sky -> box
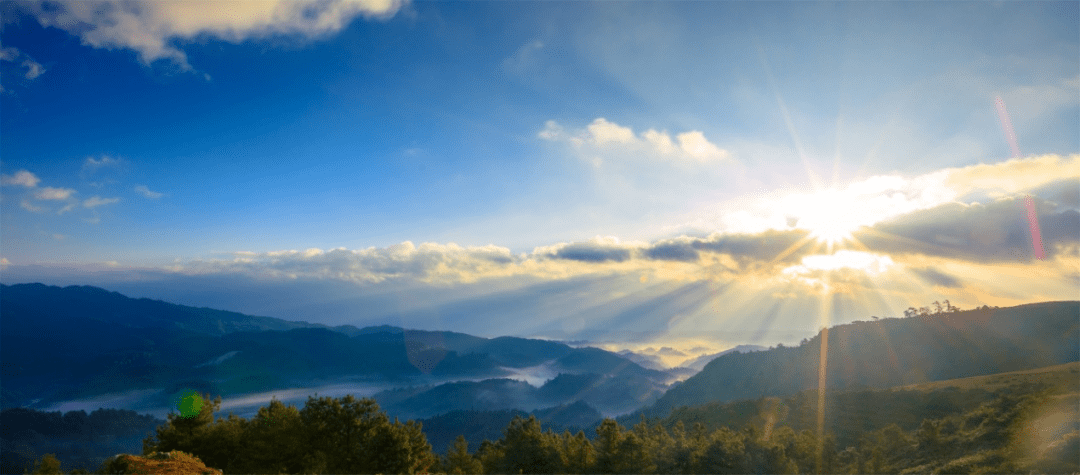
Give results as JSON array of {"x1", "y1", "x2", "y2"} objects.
[{"x1": 2, "y1": 0, "x2": 1078, "y2": 352}]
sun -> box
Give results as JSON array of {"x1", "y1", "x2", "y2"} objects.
[{"x1": 784, "y1": 189, "x2": 864, "y2": 246}]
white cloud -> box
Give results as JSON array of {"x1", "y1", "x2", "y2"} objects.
[
  {"x1": 21, "y1": 59, "x2": 45, "y2": 80},
  {"x1": 784, "y1": 251, "x2": 895, "y2": 275},
  {"x1": 1, "y1": 170, "x2": 41, "y2": 187},
  {"x1": 587, "y1": 118, "x2": 636, "y2": 145},
  {"x1": 0, "y1": 46, "x2": 45, "y2": 81},
  {"x1": 676, "y1": 130, "x2": 729, "y2": 161},
  {"x1": 20, "y1": 0, "x2": 407, "y2": 70},
  {"x1": 134, "y1": 185, "x2": 163, "y2": 199},
  {"x1": 35, "y1": 187, "x2": 76, "y2": 200},
  {"x1": 83, "y1": 196, "x2": 120, "y2": 208},
  {"x1": 541, "y1": 117, "x2": 731, "y2": 163},
  {"x1": 944, "y1": 154, "x2": 1080, "y2": 197}
]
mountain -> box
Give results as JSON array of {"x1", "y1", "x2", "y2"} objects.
[
  {"x1": 642, "y1": 301, "x2": 1079, "y2": 418},
  {"x1": 0, "y1": 283, "x2": 664, "y2": 419},
  {"x1": 681, "y1": 344, "x2": 767, "y2": 372}
]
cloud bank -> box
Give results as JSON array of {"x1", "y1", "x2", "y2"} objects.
[{"x1": 3, "y1": 154, "x2": 1077, "y2": 344}]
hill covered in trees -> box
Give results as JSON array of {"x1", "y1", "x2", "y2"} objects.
[
  {"x1": 18, "y1": 362, "x2": 1078, "y2": 474},
  {"x1": 1, "y1": 283, "x2": 673, "y2": 418},
  {"x1": 643, "y1": 301, "x2": 1079, "y2": 418},
  {"x1": 1, "y1": 407, "x2": 164, "y2": 474}
]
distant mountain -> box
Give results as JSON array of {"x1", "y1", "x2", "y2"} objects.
[
  {"x1": 642, "y1": 301, "x2": 1080, "y2": 418},
  {"x1": 376, "y1": 365, "x2": 669, "y2": 420},
  {"x1": 616, "y1": 350, "x2": 667, "y2": 370},
  {"x1": 0, "y1": 283, "x2": 664, "y2": 419},
  {"x1": 681, "y1": 344, "x2": 768, "y2": 372}
]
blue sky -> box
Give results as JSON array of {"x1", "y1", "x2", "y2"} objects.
[{"x1": 2, "y1": 0, "x2": 1078, "y2": 351}]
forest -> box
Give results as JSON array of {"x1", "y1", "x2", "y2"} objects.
[{"x1": 14, "y1": 363, "x2": 1078, "y2": 474}]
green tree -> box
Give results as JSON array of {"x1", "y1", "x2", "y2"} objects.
[
  {"x1": 693, "y1": 428, "x2": 744, "y2": 474},
  {"x1": 143, "y1": 393, "x2": 221, "y2": 456},
  {"x1": 474, "y1": 439, "x2": 504, "y2": 474},
  {"x1": 562, "y1": 430, "x2": 594, "y2": 474},
  {"x1": 232, "y1": 398, "x2": 307, "y2": 474},
  {"x1": 441, "y1": 435, "x2": 484, "y2": 475},
  {"x1": 299, "y1": 395, "x2": 433, "y2": 474},
  {"x1": 499, "y1": 415, "x2": 565, "y2": 474},
  {"x1": 27, "y1": 453, "x2": 62, "y2": 475},
  {"x1": 592, "y1": 419, "x2": 624, "y2": 473}
]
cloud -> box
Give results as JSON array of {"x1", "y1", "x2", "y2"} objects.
[
  {"x1": 0, "y1": 46, "x2": 45, "y2": 82},
  {"x1": 18, "y1": 0, "x2": 407, "y2": 70},
  {"x1": 540, "y1": 118, "x2": 731, "y2": 163},
  {"x1": 83, "y1": 196, "x2": 121, "y2": 208},
  {"x1": 945, "y1": 154, "x2": 1080, "y2": 198},
  {"x1": 535, "y1": 236, "x2": 636, "y2": 263},
  {"x1": 502, "y1": 39, "x2": 545, "y2": 77},
  {"x1": 134, "y1": 185, "x2": 163, "y2": 199},
  {"x1": 34, "y1": 187, "x2": 76, "y2": 200},
  {"x1": 19, "y1": 199, "x2": 43, "y2": 212},
  {"x1": 1, "y1": 170, "x2": 40, "y2": 187},
  {"x1": 82, "y1": 155, "x2": 122, "y2": 174},
  {"x1": 21, "y1": 59, "x2": 44, "y2": 79},
  {"x1": 179, "y1": 241, "x2": 521, "y2": 284},
  {"x1": 858, "y1": 196, "x2": 1080, "y2": 263},
  {"x1": 909, "y1": 266, "x2": 962, "y2": 288}
]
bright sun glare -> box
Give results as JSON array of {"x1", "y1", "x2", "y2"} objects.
[{"x1": 786, "y1": 189, "x2": 865, "y2": 246}]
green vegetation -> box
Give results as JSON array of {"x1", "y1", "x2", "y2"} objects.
[{"x1": 20, "y1": 363, "x2": 1075, "y2": 474}]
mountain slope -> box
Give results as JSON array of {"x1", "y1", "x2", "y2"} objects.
[
  {"x1": 1, "y1": 283, "x2": 664, "y2": 418},
  {"x1": 645, "y1": 301, "x2": 1079, "y2": 417}
]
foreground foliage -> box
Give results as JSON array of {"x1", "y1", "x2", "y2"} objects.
[{"x1": 20, "y1": 364, "x2": 1079, "y2": 474}]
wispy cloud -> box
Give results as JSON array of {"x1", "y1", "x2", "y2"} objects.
[
  {"x1": 1, "y1": 170, "x2": 40, "y2": 187},
  {"x1": 0, "y1": 46, "x2": 45, "y2": 83},
  {"x1": 34, "y1": 187, "x2": 76, "y2": 201},
  {"x1": 134, "y1": 185, "x2": 163, "y2": 199},
  {"x1": 83, "y1": 196, "x2": 120, "y2": 208},
  {"x1": 22, "y1": 59, "x2": 44, "y2": 80},
  {"x1": 17, "y1": 0, "x2": 407, "y2": 70},
  {"x1": 19, "y1": 199, "x2": 43, "y2": 212},
  {"x1": 82, "y1": 155, "x2": 122, "y2": 174}
]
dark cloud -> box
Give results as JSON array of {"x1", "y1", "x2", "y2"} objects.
[
  {"x1": 641, "y1": 229, "x2": 812, "y2": 264},
  {"x1": 910, "y1": 267, "x2": 962, "y2": 288},
  {"x1": 1028, "y1": 178, "x2": 1080, "y2": 211},
  {"x1": 551, "y1": 242, "x2": 632, "y2": 262},
  {"x1": 858, "y1": 196, "x2": 1080, "y2": 263},
  {"x1": 643, "y1": 241, "x2": 700, "y2": 262}
]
